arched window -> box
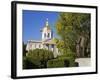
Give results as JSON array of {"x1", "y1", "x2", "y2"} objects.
[{"x1": 47, "y1": 33, "x2": 50, "y2": 38}]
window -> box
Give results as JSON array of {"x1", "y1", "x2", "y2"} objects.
[
  {"x1": 51, "y1": 44, "x2": 54, "y2": 48},
  {"x1": 39, "y1": 44, "x2": 41, "y2": 48},
  {"x1": 44, "y1": 33, "x2": 46, "y2": 38},
  {"x1": 47, "y1": 33, "x2": 50, "y2": 38}
]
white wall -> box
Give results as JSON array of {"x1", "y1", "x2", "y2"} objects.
[{"x1": 0, "y1": 0, "x2": 100, "y2": 80}]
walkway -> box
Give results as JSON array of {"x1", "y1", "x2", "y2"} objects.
[{"x1": 75, "y1": 58, "x2": 91, "y2": 67}]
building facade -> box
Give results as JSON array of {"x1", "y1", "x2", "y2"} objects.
[{"x1": 26, "y1": 19, "x2": 60, "y2": 57}]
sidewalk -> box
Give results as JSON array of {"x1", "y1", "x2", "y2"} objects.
[{"x1": 75, "y1": 58, "x2": 91, "y2": 67}]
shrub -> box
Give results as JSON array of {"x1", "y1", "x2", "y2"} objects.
[
  {"x1": 23, "y1": 49, "x2": 54, "y2": 69},
  {"x1": 47, "y1": 55, "x2": 77, "y2": 68},
  {"x1": 23, "y1": 57, "x2": 40, "y2": 69},
  {"x1": 58, "y1": 56, "x2": 75, "y2": 67},
  {"x1": 64, "y1": 48, "x2": 76, "y2": 59},
  {"x1": 47, "y1": 57, "x2": 72, "y2": 68},
  {"x1": 47, "y1": 58, "x2": 68, "y2": 68},
  {"x1": 58, "y1": 48, "x2": 77, "y2": 67},
  {"x1": 27, "y1": 49, "x2": 54, "y2": 61}
]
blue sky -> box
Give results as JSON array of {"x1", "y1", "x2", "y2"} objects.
[{"x1": 23, "y1": 10, "x2": 59, "y2": 43}]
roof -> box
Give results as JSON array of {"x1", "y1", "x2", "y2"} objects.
[
  {"x1": 27, "y1": 39, "x2": 56, "y2": 45},
  {"x1": 42, "y1": 39, "x2": 56, "y2": 44},
  {"x1": 27, "y1": 40, "x2": 42, "y2": 43}
]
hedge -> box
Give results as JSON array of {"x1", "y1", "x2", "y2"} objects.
[
  {"x1": 47, "y1": 57, "x2": 74, "y2": 68},
  {"x1": 47, "y1": 56, "x2": 76, "y2": 68},
  {"x1": 23, "y1": 49, "x2": 54, "y2": 69},
  {"x1": 62, "y1": 57, "x2": 75, "y2": 67},
  {"x1": 23, "y1": 57, "x2": 40, "y2": 69},
  {"x1": 47, "y1": 59, "x2": 66, "y2": 68}
]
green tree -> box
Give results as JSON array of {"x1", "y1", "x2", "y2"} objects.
[
  {"x1": 23, "y1": 49, "x2": 54, "y2": 69},
  {"x1": 55, "y1": 12, "x2": 90, "y2": 57},
  {"x1": 23, "y1": 42, "x2": 27, "y2": 56}
]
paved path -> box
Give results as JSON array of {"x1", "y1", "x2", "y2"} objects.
[{"x1": 75, "y1": 58, "x2": 91, "y2": 67}]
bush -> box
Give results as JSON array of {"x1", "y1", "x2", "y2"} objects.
[
  {"x1": 23, "y1": 49, "x2": 54, "y2": 69},
  {"x1": 47, "y1": 55, "x2": 77, "y2": 68},
  {"x1": 59, "y1": 56, "x2": 75, "y2": 67},
  {"x1": 47, "y1": 57, "x2": 72, "y2": 68},
  {"x1": 58, "y1": 48, "x2": 77, "y2": 67},
  {"x1": 47, "y1": 58, "x2": 68, "y2": 68},
  {"x1": 23, "y1": 57, "x2": 40, "y2": 69},
  {"x1": 27, "y1": 49, "x2": 54, "y2": 61},
  {"x1": 64, "y1": 49, "x2": 76, "y2": 59}
]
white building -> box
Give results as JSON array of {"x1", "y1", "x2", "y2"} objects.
[{"x1": 26, "y1": 19, "x2": 60, "y2": 57}]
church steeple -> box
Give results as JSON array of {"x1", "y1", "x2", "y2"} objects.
[
  {"x1": 46, "y1": 18, "x2": 49, "y2": 27},
  {"x1": 42, "y1": 18, "x2": 53, "y2": 41}
]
